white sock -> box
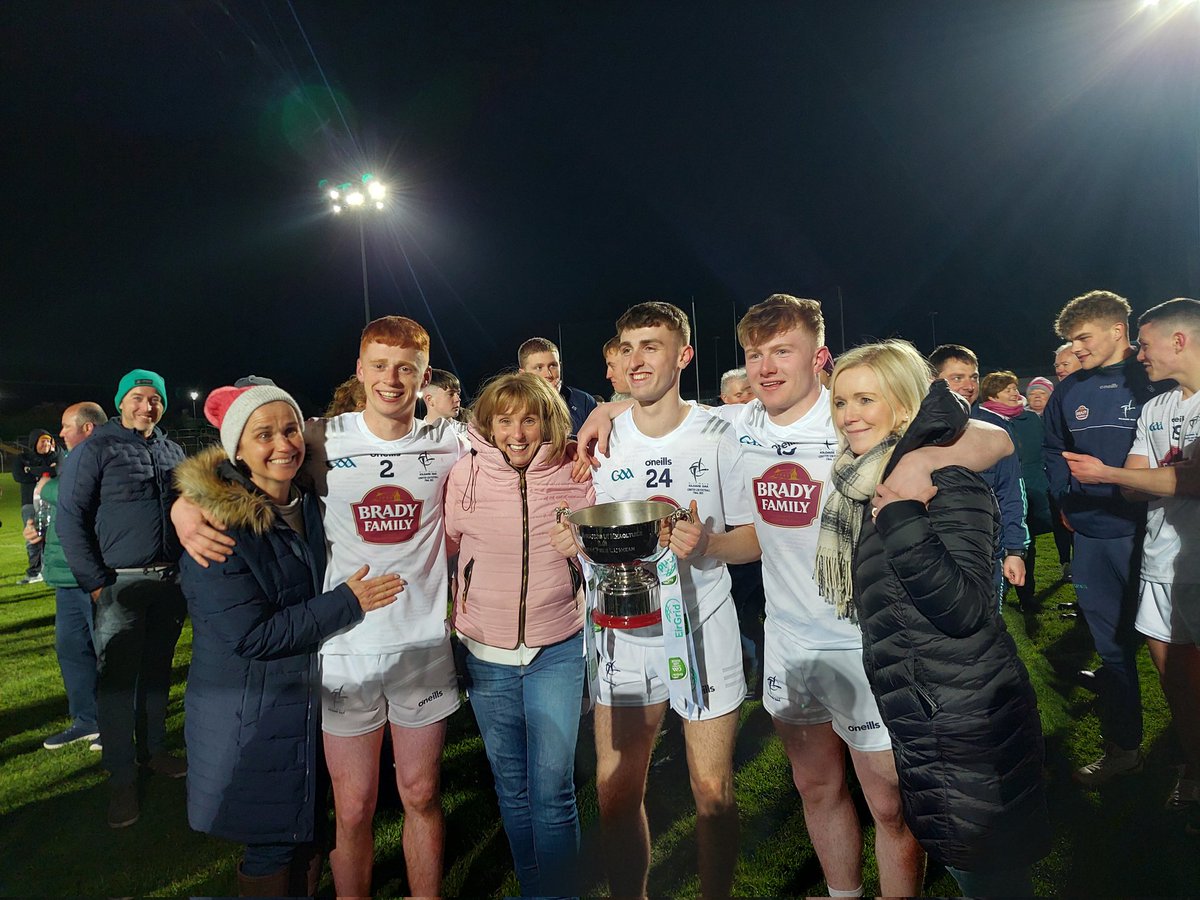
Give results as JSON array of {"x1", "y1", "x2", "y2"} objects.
[{"x1": 828, "y1": 885, "x2": 863, "y2": 897}]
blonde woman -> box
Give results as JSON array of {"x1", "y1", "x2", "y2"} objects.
[{"x1": 816, "y1": 339, "x2": 1049, "y2": 896}]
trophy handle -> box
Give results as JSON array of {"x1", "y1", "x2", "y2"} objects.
[
  {"x1": 669, "y1": 506, "x2": 692, "y2": 525},
  {"x1": 555, "y1": 505, "x2": 572, "y2": 524}
]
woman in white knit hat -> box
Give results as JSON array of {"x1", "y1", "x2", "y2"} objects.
[{"x1": 175, "y1": 379, "x2": 404, "y2": 897}]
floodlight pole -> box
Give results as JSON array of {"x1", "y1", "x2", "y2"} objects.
[{"x1": 358, "y1": 216, "x2": 371, "y2": 325}]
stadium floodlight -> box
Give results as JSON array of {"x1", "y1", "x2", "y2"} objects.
[
  {"x1": 188, "y1": 390, "x2": 200, "y2": 419},
  {"x1": 319, "y1": 173, "x2": 391, "y2": 325}
]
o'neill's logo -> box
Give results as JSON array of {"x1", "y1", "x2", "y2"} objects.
[
  {"x1": 352, "y1": 485, "x2": 423, "y2": 544},
  {"x1": 753, "y1": 462, "x2": 822, "y2": 527}
]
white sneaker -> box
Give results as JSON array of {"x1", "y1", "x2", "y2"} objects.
[
  {"x1": 1166, "y1": 773, "x2": 1200, "y2": 810},
  {"x1": 19, "y1": 573, "x2": 44, "y2": 585},
  {"x1": 1074, "y1": 744, "x2": 1144, "y2": 786}
]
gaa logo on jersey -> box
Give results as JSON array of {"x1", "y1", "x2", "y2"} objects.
[
  {"x1": 352, "y1": 485, "x2": 423, "y2": 543},
  {"x1": 1075, "y1": 405, "x2": 1089, "y2": 421},
  {"x1": 753, "y1": 462, "x2": 822, "y2": 527}
]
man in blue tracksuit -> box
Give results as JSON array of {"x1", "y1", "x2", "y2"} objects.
[
  {"x1": 931, "y1": 345, "x2": 1030, "y2": 606},
  {"x1": 56, "y1": 369, "x2": 189, "y2": 828},
  {"x1": 1044, "y1": 290, "x2": 1170, "y2": 785}
]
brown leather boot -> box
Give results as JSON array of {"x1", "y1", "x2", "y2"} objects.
[
  {"x1": 237, "y1": 863, "x2": 292, "y2": 897},
  {"x1": 289, "y1": 848, "x2": 323, "y2": 897}
]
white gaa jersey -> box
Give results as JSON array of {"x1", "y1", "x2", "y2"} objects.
[
  {"x1": 1129, "y1": 387, "x2": 1200, "y2": 584},
  {"x1": 592, "y1": 405, "x2": 753, "y2": 637},
  {"x1": 305, "y1": 413, "x2": 468, "y2": 654},
  {"x1": 736, "y1": 393, "x2": 864, "y2": 650}
]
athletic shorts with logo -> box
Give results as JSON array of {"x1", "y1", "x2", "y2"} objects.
[
  {"x1": 1135, "y1": 580, "x2": 1200, "y2": 646},
  {"x1": 597, "y1": 597, "x2": 744, "y2": 721},
  {"x1": 762, "y1": 626, "x2": 891, "y2": 752},
  {"x1": 321, "y1": 636, "x2": 461, "y2": 736}
]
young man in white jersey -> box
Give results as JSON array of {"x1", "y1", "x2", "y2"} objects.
[
  {"x1": 1065, "y1": 297, "x2": 1200, "y2": 819},
  {"x1": 174, "y1": 317, "x2": 466, "y2": 897},
  {"x1": 552, "y1": 301, "x2": 757, "y2": 898},
  {"x1": 731, "y1": 295, "x2": 925, "y2": 897}
]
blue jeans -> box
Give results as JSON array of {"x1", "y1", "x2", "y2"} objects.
[
  {"x1": 465, "y1": 632, "x2": 584, "y2": 897},
  {"x1": 55, "y1": 587, "x2": 98, "y2": 728},
  {"x1": 945, "y1": 863, "x2": 1033, "y2": 897},
  {"x1": 93, "y1": 573, "x2": 186, "y2": 784},
  {"x1": 1072, "y1": 532, "x2": 1143, "y2": 750}
]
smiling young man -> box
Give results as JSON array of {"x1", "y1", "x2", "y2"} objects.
[
  {"x1": 1044, "y1": 289, "x2": 1170, "y2": 785},
  {"x1": 733, "y1": 295, "x2": 926, "y2": 898},
  {"x1": 1063, "y1": 298, "x2": 1200, "y2": 819},
  {"x1": 176, "y1": 319, "x2": 467, "y2": 897},
  {"x1": 559, "y1": 301, "x2": 755, "y2": 898}
]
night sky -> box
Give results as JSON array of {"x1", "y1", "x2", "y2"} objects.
[{"x1": 4, "y1": 0, "x2": 1199, "y2": 421}]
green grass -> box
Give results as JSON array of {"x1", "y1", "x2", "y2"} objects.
[{"x1": 1, "y1": 478, "x2": 1197, "y2": 896}]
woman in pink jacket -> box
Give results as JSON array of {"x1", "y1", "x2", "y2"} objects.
[{"x1": 444, "y1": 372, "x2": 595, "y2": 897}]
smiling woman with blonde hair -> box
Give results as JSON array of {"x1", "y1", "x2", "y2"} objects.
[{"x1": 817, "y1": 340, "x2": 1050, "y2": 897}]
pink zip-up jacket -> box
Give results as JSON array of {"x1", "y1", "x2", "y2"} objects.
[{"x1": 445, "y1": 427, "x2": 596, "y2": 650}]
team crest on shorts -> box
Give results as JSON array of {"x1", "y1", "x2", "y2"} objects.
[{"x1": 352, "y1": 485, "x2": 423, "y2": 543}]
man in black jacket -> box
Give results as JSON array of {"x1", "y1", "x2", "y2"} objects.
[
  {"x1": 57, "y1": 369, "x2": 188, "y2": 829},
  {"x1": 14, "y1": 429, "x2": 60, "y2": 583}
]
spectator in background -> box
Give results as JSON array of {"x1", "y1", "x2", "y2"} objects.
[
  {"x1": 15, "y1": 429, "x2": 61, "y2": 584},
  {"x1": 422, "y1": 368, "x2": 463, "y2": 424},
  {"x1": 1026, "y1": 376, "x2": 1054, "y2": 415},
  {"x1": 324, "y1": 376, "x2": 365, "y2": 417},
  {"x1": 1044, "y1": 289, "x2": 1168, "y2": 785},
  {"x1": 519, "y1": 336, "x2": 597, "y2": 435},
  {"x1": 26, "y1": 402, "x2": 107, "y2": 750},
  {"x1": 1055, "y1": 342, "x2": 1082, "y2": 381},
  {"x1": 930, "y1": 345, "x2": 1028, "y2": 606},
  {"x1": 603, "y1": 334, "x2": 631, "y2": 400},
  {"x1": 980, "y1": 371, "x2": 1051, "y2": 610},
  {"x1": 56, "y1": 369, "x2": 189, "y2": 828},
  {"x1": 719, "y1": 367, "x2": 754, "y2": 405}
]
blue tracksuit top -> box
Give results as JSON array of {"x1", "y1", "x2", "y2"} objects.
[
  {"x1": 1042, "y1": 352, "x2": 1169, "y2": 538},
  {"x1": 969, "y1": 406, "x2": 1030, "y2": 553}
]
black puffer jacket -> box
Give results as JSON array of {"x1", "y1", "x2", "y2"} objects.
[{"x1": 852, "y1": 381, "x2": 1051, "y2": 871}]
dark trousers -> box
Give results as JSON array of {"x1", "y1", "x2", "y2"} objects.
[
  {"x1": 1014, "y1": 533, "x2": 1039, "y2": 607},
  {"x1": 21, "y1": 504, "x2": 43, "y2": 577},
  {"x1": 730, "y1": 560, "x2": 765, "y2": 684},
  {"x1": 1072, "y1": 532, "x2": 1143, "y2": 751},
  {"x1": 55, "y1": 587, "x2": 98, "y2": 727},
  {"x1": 1048, "y1": 493, "x2": 1073, "y2": 566},
  {"x1": 93, "y1": 573, "x2": 186, "y2": 784}
]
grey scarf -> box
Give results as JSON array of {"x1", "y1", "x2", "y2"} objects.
[{"x1": 814, "y1": 436, "x2": 899, "y2": 620}]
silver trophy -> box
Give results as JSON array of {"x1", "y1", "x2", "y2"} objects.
[{"x1": 557, "y1": 500, "x2": 690, "y2": 629}]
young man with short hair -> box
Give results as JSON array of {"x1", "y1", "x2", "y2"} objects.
[
  {"x1": 422, "y1": 367, "x2": 462, "y2": 423},
  {"x1": 1044, "y1": 289, "x2": 1169, "y2": 784},
  {"x1": 929, "y1": 344, "x2": 1029, "y2": 602},
  {"x1": 1064, "y1": 297, "x2": 1200, "y2": 816},
  {"x1": 602, "y1": 334, "x2": 631, "y2": 400},
  {"x1": 554, "y1": 301, "x2": 754, "y2": 898},
  {"x1": 519, "y1": 336, "x2": 597, "y2": 434},
  {"x1": 176, "y1": 318, "x2": 466, "y2": 896}
]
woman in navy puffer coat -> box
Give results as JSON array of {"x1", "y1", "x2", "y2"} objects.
[{"x1": 176, "y1": 383, "x2": 401, "y2": 897}]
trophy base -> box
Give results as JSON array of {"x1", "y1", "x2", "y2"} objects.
[{"x1": 592, "y1": 608, "x2": 662, "y2": 630}]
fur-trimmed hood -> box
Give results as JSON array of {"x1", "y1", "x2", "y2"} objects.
[{"x1": 174, "y1": 445, "x2": 278, "y2": 535}]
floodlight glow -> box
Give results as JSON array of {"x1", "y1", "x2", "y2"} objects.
[
  {"x1": 368, "y1": 181, "x2": 386, "y2": 200},
  {"x1": 328, "y1": 189, "x2": 340, "y2": 200},
  {"x1": 1140, "y1": 0, "x2": 1160, "y2": 8},
  {"x1": 333, "y1": 204, "x2": 342, "y2": 214},
  {"x1": 347, "y1": 191, "x2": 364, "y2": 206},
  {"x1": 188, "y1": 390, "x2": 199, "y2": 401},
  {"x1": 375, "y1": 201, "x2": 384, "y2": 210}
]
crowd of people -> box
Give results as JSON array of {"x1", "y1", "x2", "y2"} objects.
[{"x1": 12, "y1": 287, "x2": 1200, "y2": 897}]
